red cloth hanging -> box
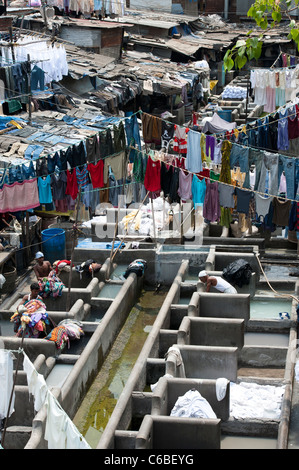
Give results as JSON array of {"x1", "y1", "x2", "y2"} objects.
[
  {"x1": 144, "y1": 155, "x2": 161, "y2": 192},
  {"x1": 65, "y1": 169, "x2": 78, "y2": 200},
  {"x1": 88, "y1": 160, "x2": 104, "y2": 188}
]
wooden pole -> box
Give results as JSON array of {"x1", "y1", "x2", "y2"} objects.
[
  {"x1": 107, "y1": 206, "x2": 119, "y2": 280},
  {"x1": 151, "y1": 193, "x2": 157, "y2": 246},
  {"x1": 110, "y1": 190, "x2": 150, "y2": 264},
  {"x1": 27, "y1": 54, "x2": 32, "y2": 126},
  {"x1": 66, "y1": 187, "x2": 81, "y2": 313}
]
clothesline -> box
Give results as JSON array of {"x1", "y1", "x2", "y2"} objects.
[{"x1": 131, "y1": 144, "x2": 299, "y2": 203}]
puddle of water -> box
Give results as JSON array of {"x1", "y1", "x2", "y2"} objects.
[
  {"x1": 244, "y1": 332, "x2": 289, "y2": 347},
  {"x1": 160, "y1": 245, "x2": 209, "y2": 252},
  {"x1": 46, "y1": 364, "x2": 73, "y2": 388},
  {"x1": 250, "y1": 299, "x2": 292, "y2": 319},
  {"x1": 178, "y1": 297, "x2": 191, "y2": 305},
  {"x1": 111, "y1": 265, "x2": 128, "y2": 278},
  {"x1": 97, "y1": 283, "x2": 123, "y2": 298},
  {"x1": 73, "y1": 288, "x2": 168, "y2": 448},
  {"x1": 0, "y1": 320, "x2": 14, "y2": 336},
  {"x1": 221, "y1": 435, "x2": 277, "y2": 449}
]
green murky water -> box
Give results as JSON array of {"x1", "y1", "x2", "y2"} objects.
[{"x1": 73, "y1": 287, "x2": 168, "y2": 448}]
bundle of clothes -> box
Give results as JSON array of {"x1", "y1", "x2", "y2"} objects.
[
  {"x1": 75, "y1": 259, "x2": 102, "y2": 278},
  {"x1": 45, "y1": 319, "x2": 84, "y2": 351},
  {"x1": 124, "y1": 259, "x2": 147, "y2": 278},
  {"x1": 38, "y1": 269, "x2": 65, "y2": 298},
  {"x1": 222, "y1": 259, "x2": 253, "y2": 288},
  {"x1": 10, "y1": 299, "x2": 53, "y2": 338}
]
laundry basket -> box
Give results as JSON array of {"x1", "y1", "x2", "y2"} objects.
[{"x1": 1, "y1": 265, "x2": 17, "y2": 294}]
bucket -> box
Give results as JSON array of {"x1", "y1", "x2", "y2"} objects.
[
  {"x1": 41, "y1": 228, "x2": 66, "y2": 264},
  {"x1": 1, "y1": 265, "x2": 17, "y2": 294},
  {"x1": 42, "y1": 216, "x2": 57, "y2": 231}
]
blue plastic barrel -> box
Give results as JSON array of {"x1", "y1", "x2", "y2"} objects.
[
  {"x1": 41, "y1": 228, "x2": 66, "y2": 264},
  {"x1": 217, "y1": 110, "x2": 232, "y2": 123}
]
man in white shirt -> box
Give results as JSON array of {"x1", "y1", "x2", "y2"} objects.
[{"x1": 198, "y1": 270, "x2": 237, "y2": 294}]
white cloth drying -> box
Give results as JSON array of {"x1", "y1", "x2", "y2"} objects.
[
  {"x1": 23, "y1": 352, "x2": 91, "y2": 449},
  {"x1": 165, "y1": 346, "x2": 186, "y2": 378},
  {"x1": 230, "y1": 381, "x2": 285, "y2": 419},
  {"x1": 0, "y1": 350, "x2": 15, "y2": 420},
  {"x1": 170, "y1": 389, "x2": 217, "y2": 419},
  {"x1": 216, "y1": 378, "x2": 229, "y2": 401},
  {"x1": 23, "y1": 353, "x2": 48, "y2": 412}
]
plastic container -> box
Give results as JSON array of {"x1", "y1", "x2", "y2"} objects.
[
  {"x1": 217, "y1": 110, "x2": 232, "y2": 123},
  {"x1": 41, "y1": 228, "x2": 66, "y2": 264},
  {"x1": 1, "y1": 266, "x2": 16, "y2": 294},
  {"x1": 49, "y1": 223, "x2": 77, "y2": 259}
]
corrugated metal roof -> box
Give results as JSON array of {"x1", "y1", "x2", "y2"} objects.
[{"x1": 63, "y1": 18, "x2": 132, "y2": 28}]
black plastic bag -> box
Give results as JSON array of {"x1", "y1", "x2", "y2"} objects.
[{"x1": 222, "y1": 259, "x2": 253, "y2": 288}]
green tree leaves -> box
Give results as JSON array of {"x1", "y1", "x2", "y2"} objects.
[{"x1": 223, "y1": 0, "x2": 299, "y2": 71}]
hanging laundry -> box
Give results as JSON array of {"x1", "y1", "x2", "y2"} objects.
[
  {"x1": 161, "y1": 121, "x2": 175, "y2": 151},
  {"x1": 277, "y1": 109, "x2": 289, "y2": 151},
  {"x1": 38, "y1": 175, "x2": 53, "y2": 204},
  {"x1": 272, "y1": 197, "x2": 292, "y2": 226},
  {"x1": 144, "y1": 152, "x2": 161, "y2": 193},
  {"x1": 235, "y1": 188, "x2": 254, "y2": 215},
  {"x1": 255, "y1": 194, "x2": 273, "y2": 221},
  {"x1": 191, "y1": 175, "x2": 206, "y2": 206},
  {"x1": 104, "y1": 151, "x2": 126, "y2": 184},
  {"x1": 65, "y1": 169, "x2": 78, "y2": 200},
  {"x1": 185, "y1": 129, "x2": 202, "y2": 173},
  {"x1": 141, "y1": 113, "x2": 162, "y2": 146},
  {"x1": 203, "y1": 180, "x2": 220, "y2": 222},
  {"x1": 76, "y1": 164, "x2": 89, "y2": 191},
  {"x1": 0, "y1": 178, "x2": 40, "y2": 213},
  {"x1": 178, "y1": 170, "x2": 192, "y2": 202},
  {"x1": 0, "y1": 350, "x2": 15, "y2": 421},
  {"x1": 173, "y1": 125, "x2": 188, "y2": 154},
  {"x1": 87, "y1": 160, "x2": 104, "y2": 189}
]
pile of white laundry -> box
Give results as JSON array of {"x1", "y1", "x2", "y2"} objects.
[{"x1": 229, "y1": 381, "x2": 285, "y2": 420}]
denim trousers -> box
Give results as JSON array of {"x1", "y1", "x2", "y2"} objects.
[
  {"x1": 229, "y1": 144, "x2": 249, "y2": 173},
  {"x1": 278, "y1": 154, "x2": 295, "y2": 199},
  {"x1": 258, "y1": 152, "x2": 278, "y2": 197}
]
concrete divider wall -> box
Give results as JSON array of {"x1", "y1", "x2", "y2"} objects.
[
  {"x1": 199, "y1": 271, "x2": 257, "y2": 297},
  {"x1": 197, "y1": 292, "x2": 250, "y2": 325},
  {"x1": 97, "y1": 260, "x2": 189, "y2": 449},
  {"x1": 59, "y1": 272, "x2": 144, "y2": 419},
  {"x1": 43, "y1": 277, "x2": 100, "y2": 311},
  {"x1": 135, "y1": 415, "x2": 221, "y2": 449},
  {"x1": 151, "y1": 376, "x2": 230, "y2": 421},
  {"x1": 177, "y1": 317, "x2": 244, "y2": 350},
  {"x1": 73, "y1": 246, "x2": 157, "y2": 284},
  {"x1": 24, "y1": 272, "x2": 144, "y2": 449},
  {"x1": 165, "y1": 345, "x2": 238, "y2": 382}
]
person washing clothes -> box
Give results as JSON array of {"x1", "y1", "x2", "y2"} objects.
[
  {"x1": 33, "y1": 251, "x2": 52, "y2": 280},
  {"x1": 198, "y1": 270, "x2": 237, "y2": 294}
]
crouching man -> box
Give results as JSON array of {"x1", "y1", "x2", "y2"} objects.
[{"x1": 198, "y1": 270, "x2": 237, "y2": 294}]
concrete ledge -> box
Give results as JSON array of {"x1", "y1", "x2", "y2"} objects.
[
  {"x1": 165, "y1": 345, "x2": 238, "y2": 382},
  {"x1": 151, "y1": 376, "x2": 230, "y2": 421},
  {"x1": 135, "y1": 414, "x2": 221, "y2": 449},
  {"x1": 239, "y1": 345, "x2": 288, "y2": 368},
  {"x1": 177, "y1": 316, "x2": 244, "y2": 350},
  {"x1": 197, "y1": 292, "x2": 250, "y2": 326}
]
